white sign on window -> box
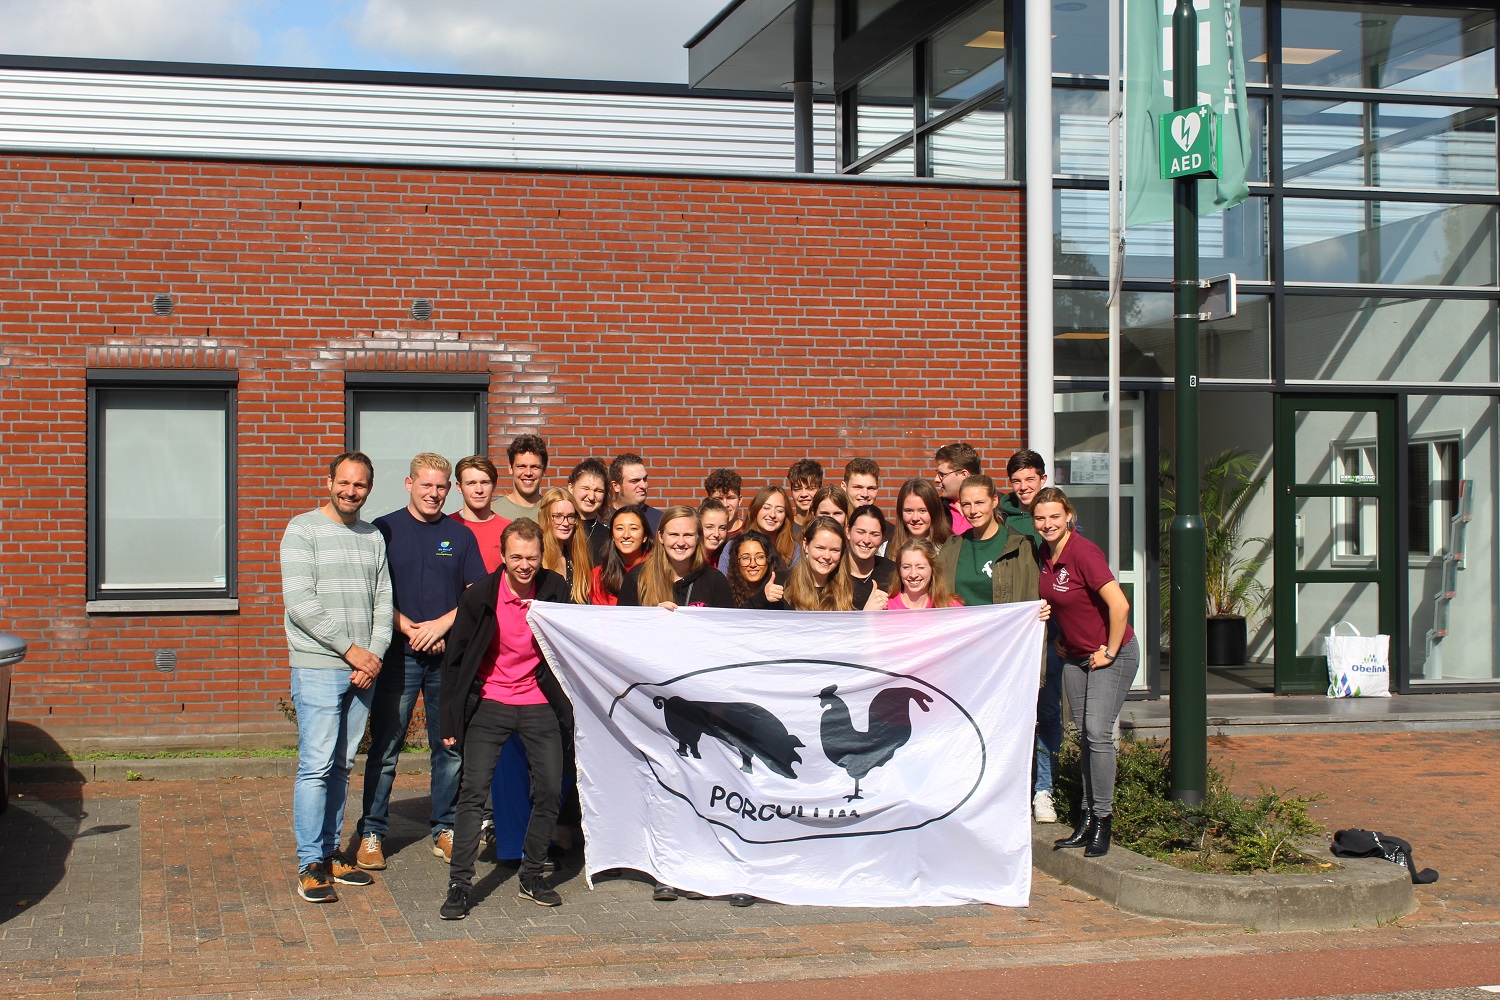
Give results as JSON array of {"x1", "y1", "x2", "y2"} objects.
[{"x1": 1069, "y1": 451, "x2": 1111, "y2": 485}]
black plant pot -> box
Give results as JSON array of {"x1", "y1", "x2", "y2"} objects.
[{"x1": 1206, "y1": 616, "x2": 1248, "y2": 666}]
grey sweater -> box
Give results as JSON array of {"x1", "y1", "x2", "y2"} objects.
[{"x1": 280, "y1": 509, "x2": 394, "y2": 669}]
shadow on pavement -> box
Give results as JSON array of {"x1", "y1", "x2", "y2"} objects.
[
  {"x1": 1, "y1": 723, "x2": 116, "y2": 928},
  {"x1": 0, "y1": 795, "x2": 80, "y2": 926}
]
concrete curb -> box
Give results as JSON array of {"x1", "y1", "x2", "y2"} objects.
[
  {"x1": 14, "y1": 755, "x2": 439, "y2": 783},
  {"x1": 1032, "y1": 824, "x2": 1416, "y2": 930}
]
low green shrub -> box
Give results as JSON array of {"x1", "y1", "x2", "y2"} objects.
[{"x1": 1052, "y1": 732, "x2": 1324, "y2": 874}]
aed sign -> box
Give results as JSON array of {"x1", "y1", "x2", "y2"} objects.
[{"x1": 1160, "y1": 105, "x2": 1219, "y2": 180}]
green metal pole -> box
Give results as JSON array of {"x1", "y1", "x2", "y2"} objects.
[{"x1": 1169, "y1": 0, "x2": 1207, "y2": 805}]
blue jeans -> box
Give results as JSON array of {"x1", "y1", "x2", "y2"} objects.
[
  {"x1": 291, "y1": 666, "x2": 373, "y2": 871},
  {"x1": 1034, "y1": 625, "x2": 1065, "y2": 795},
  {"x1": 358, "y1": 653, "x2": 461, "y2": 840}
]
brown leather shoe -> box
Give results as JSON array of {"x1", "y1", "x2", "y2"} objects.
[
  {"x1": 355, "y1": 832, "x2": 386, "y2": 871},
  {"x1": 431, "y1": 829, "x2": 454, "y2": 863}
]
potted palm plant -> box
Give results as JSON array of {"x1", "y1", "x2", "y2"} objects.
[{"x1": 1160, "y1": 449, "x2": 1272, "y2": 665}]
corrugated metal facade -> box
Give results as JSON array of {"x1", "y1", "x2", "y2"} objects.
[{"x1": 0, "y1": 67, "x2": 837, "y2": 173}]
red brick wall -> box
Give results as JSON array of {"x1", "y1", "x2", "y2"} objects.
[{"x1": 0, "y1": 157, "x2": 1027, "y2": 750}]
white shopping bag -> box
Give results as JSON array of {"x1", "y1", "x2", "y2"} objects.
[{"x1": 1325, "y1": 621, "x2": 1391, "y2": 698}]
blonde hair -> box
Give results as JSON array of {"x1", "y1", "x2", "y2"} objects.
[
  {"x1": 893, "y1": 537, "x2": 958, "y2": 609},
  {"x1": 409, "y1": 452, "x2": 452, "y2": 478},
  {"x1": 784, "y1": 516, "x2": 854, "y2": 611},
  {"x1": 637, "y1": 506, "x2": 708, "y2": 607},
  {"x1": 538, "y1": 487, "x2": 593, "y2": 605}
]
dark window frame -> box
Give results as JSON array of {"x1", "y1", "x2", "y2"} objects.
[{"x1": 85, "y1": 369, "x2": 239, "y2": 607}]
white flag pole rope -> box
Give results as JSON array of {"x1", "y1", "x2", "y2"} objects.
[{"x1": 529, "y1": 603, "x2": 1045, "y2": 907}]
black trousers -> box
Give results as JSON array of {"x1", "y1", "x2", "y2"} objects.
[{"x1": 451, "y1": 700, "x2": 563, "y2": 886}]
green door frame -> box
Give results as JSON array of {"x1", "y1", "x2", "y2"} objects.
[{"x1": 1272, "y1": 395, "x2": 1399, "y2": 695}]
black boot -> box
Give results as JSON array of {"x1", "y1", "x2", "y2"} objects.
[
  {"x1": 1054, "y1": 808, "x2": 1095, "y2": 849},
  {"x1": 1084, "y1": 814, "x2": 1112, "y2": 857}
]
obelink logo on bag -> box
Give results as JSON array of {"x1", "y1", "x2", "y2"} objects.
[{"x1": 610, "y1": 659, "x2": 987, "y2": 844}]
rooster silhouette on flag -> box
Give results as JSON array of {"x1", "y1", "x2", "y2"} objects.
[{"x1": 817, "y1": 684, "x2": 933, "y2": 801}]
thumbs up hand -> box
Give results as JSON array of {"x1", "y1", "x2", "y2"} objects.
[{"x1": 764, "y1": 572, "x2": 784, "y2": 603}]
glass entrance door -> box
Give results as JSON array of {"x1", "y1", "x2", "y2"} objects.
[
  {"x1": 1054, "y1": 390, "x2": 1150, "y2": 689},
  {"x1": 1272, "y1": 396, "x2": 1397, "y2": 694}
]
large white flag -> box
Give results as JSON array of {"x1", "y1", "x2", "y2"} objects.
[{"x1": 528, "y1": 603, "x2": 1044, "y2": 907}]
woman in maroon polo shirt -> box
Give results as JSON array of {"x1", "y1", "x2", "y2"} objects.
[{"x1": 1033, "y1": 487, "x2": 1139, "y2": 859}]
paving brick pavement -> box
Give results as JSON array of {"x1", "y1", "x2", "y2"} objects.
[{"x1": 0, "y1": 730, "x2": 1496, "y2": 999}]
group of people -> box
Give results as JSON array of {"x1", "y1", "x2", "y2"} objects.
[{"x1": 278, "y1": 436, "x2": 1138, "y2": 920}]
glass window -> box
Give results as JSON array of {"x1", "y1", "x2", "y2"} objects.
[
  {"x1": 1277, "y1": 3, "x2": 1496, "y2": 95},
  {"x1": 1052, "y1": 0, "x2": 1106, "y2": 76},
  {"x1": 1057, "y1": 189, "x2": 1269, "y2": 280},
  {"x1": 1054, "y1": 87, "x2": 1109, "y2": 177},
  {"x1": 1284, "y1": 295, "x2": 1499, "y2": 383},
  {"x1": 928, "y1": 96, "x2": 1008, "y2": 180},
  {"x1": 852, "y1": 141, "x2": 915, "y2": 176},
  {"x1": 1283, "y1": 200, "x2": 1497, "y2": 286},
  {"x1": 351, "y1": 390, "x2": 482, "y2": 520},
  {"x1": 927, "y1": 0, "x2": 1007, "y2": 120},
  {"x1": 856, "y1": 53, "x2": 914, "y2": 158},
  {"x1": 1407, "y1": 438, "x2": 1461, "y2": 556},
  {"x1": 1055, "y1": 0, "x2": 1264, "y2": 81},
  {"x1": 1054, "y1": 288, "x2": 1271, "y2": 380},
  {"x1": 853, "y1": 0, "x2": 903, "y2": 32},
  {"x1": 1283, "y1": 102, "x2": 1497, "y2": 191},
  {"x1": 92, "y1": 386, "x2": 231, "y2": 599},
  {"x1": 1406, "y1": 394, "x2": 1498, "y2": 683}
]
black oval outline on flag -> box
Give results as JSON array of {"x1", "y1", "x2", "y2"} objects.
[{"x1": 608, "y1": 658, "x2": 987, "y2": 844}]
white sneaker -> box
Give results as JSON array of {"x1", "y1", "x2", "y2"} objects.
[{"x1": 1033, "y1": 790, "x2": 1058, "y2": 823}]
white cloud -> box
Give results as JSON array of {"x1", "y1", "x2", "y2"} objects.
[
  {"x1": 348, "y1": 0, "x2": 719, "y2": 82},
  {"x1": 0, "y1": 0, "x2": 261, "y2": 63}
]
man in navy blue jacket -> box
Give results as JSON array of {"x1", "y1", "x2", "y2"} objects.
[{"x1": 355, "y1": 452, "x2": 486, "y2": 870}]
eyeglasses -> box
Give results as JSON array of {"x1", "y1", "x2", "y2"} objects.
[
  {"x1": 550, "y1": 512, "x2": 578, "y2": 523},
  {"x1": 737, "y1": 553, "x2": 768, "y2": 565},
  {"x1": 933, "y1": 468, "x2": 964, "y2": 481}
]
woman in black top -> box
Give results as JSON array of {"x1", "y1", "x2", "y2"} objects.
[
  {"x1": 846, "y1": 505, "x2": 896, "y2": 610},
  {"x1": 618, "y1": 505, "x2": 733, "y2": 609},
  {"x1": 726, "y1": 530, "x2": 784, "y2": 608}
]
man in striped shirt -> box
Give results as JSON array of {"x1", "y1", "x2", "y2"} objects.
[{"x1": 280, "y1": 452, "x2": 393, "y2": 904}]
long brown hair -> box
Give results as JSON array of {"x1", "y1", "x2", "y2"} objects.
[
  {"x1": 893, "y1": 537, "x2": 959, "y2": 609},
  {"x1": 784, "y1": 516, "x2": 854, "y2": 611},
  {"x1": 810, "y1": 482, "x2": 852, "y2": 522},
  {"x1": 745, "y1": 485, "x2": 797, "y2": 566},
  {"x1": 887, "y1": 478, "x2": 953, "y2": 553},
  {"x1": 636, "y1": 506, "x2": 708, "y2": 607},
  {"x1": 538, "y1": 487, "x2": 593, "y2": 605}
]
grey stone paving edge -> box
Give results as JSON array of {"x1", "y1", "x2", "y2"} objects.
[{"x1": 1032, "y1": 824, "x2": 1416, "y2": 931}]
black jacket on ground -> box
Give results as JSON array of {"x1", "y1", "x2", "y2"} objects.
[
  {"x1": 617, "y1": 562, "x2": 734, "y2": 609},
  {"x1": 438, "y1": 567, "x2": 572, "y2": 750}
]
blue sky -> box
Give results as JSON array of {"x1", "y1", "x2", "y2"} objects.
[{"x1": 0, "y1": 0, "x2": 723, "y2": 81}]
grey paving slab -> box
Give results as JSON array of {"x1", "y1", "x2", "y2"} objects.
[{"x1": 0, "y1": 794, "x2": 142, "y2": 960}]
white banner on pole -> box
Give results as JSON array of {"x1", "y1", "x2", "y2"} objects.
[{"x1": 528, "y1": 603, "x2": 1045, "y2": 907}]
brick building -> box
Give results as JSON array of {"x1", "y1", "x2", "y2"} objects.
[{"x1": 0, "y1": 124, "x2": 1026, "y2": 748}]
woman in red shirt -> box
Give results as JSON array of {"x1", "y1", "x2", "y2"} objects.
[
  {"x1": 588, "y1": 505, "x2": 652, "y2": 606},
  {"x1": 1033, "y1": 487, "x2": 1138, "y2": 858}
]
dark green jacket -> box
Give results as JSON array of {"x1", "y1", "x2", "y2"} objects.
[
  {"x1": 999, "y1": 492, "x2": 1040, "y2": 541},
  {"x1": 937, "y1": 525, "x2": 1045, "y2": 681}
]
